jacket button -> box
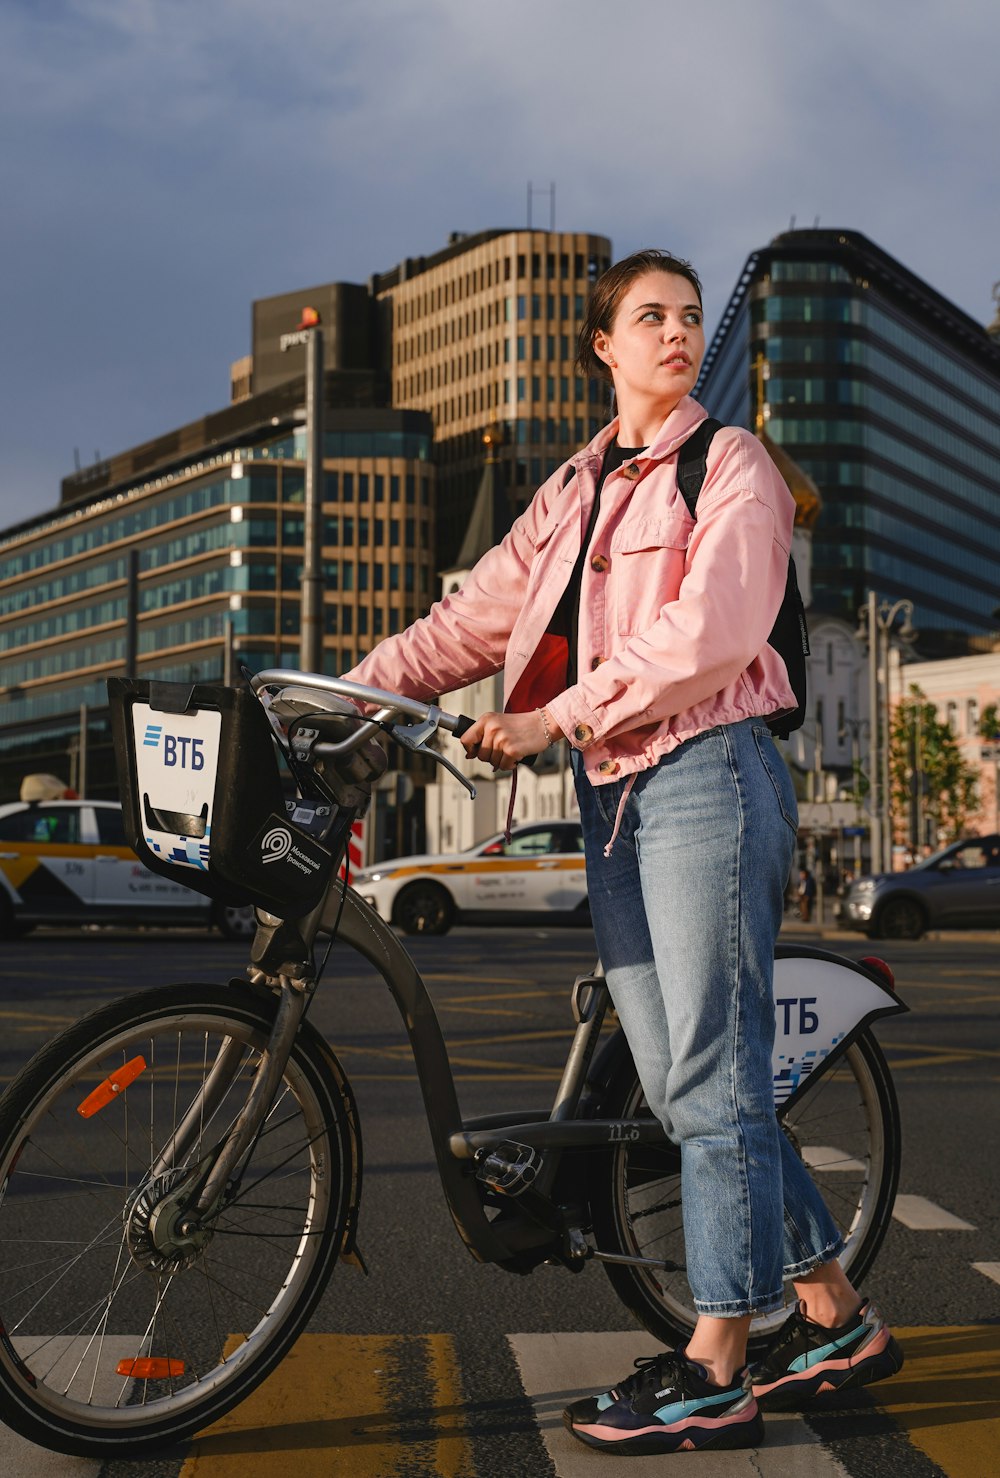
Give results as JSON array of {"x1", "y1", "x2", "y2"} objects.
[
  {"x1": 598, "y1": 759, "x2": 620, "y2": 775},
  {"x1": 590, "y1": 553, "x2": 609, "y2": 573},
  {"x1": 573, "y1": 723, "x2": 594, "y2": 745},
  {"x1": 590, "y1": 655, "x2": 605, "y2": 670},
  {"x1": 622, "y1": 462, "x2": 641, "y2": 480}
]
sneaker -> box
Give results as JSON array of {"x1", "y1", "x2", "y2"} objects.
[
  {"x1": 563, "y1": 1350, "x2": 764, "y2": 1455},
  {"x1": 752, "y1": 1297, "x2": 903, "y2": 1408}
]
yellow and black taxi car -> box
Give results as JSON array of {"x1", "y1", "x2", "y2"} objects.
[
  {"x1": 0, "y1": 799, "x2": 254, "y2": 940},
  {"x1": 351, "y1": 820, "x2": 588, "y2": 935}
]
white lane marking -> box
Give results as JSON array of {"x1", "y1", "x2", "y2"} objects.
[
  {"x1": 0, "y1": 1335, "x2": 139, "y2": 1476},
  {"x1": 892, "y1": 1194, "x2": 975, "y2": 1230},
  {"x1": 972, "y1": 1262, "x2": 1000, "y2": 1286},
  {"x1": 801, "y1": 1145, "x2": 867, "y2": 1173},
  {"x1": 508, "y1": 1331, "x2": 850, "y2": 1476}
]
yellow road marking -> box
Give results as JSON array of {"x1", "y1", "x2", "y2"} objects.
[
  {"x1": 423, "y1": 973, "x2": 529, "y2": 984},
  {"x1": 881, "y1": 1325, "x2": 1000, "y2": 1478},
  {"x1": 882, "y1": 1040, "x2": 1000, "y2": 1064},
  {"x1": 179, "y1": 1333, "x2": 473, "y2": 1477},
  {"x1": 883, "y1": 1053, "x2": 986, "y2": 1072}
]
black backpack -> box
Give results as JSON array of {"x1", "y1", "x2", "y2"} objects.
[{"x1": 676, "y1": 417, "x2": 808, "y2": 739}]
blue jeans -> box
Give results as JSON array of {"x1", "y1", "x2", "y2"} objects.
[{"x1": 573, "y1": 719, "x2": 843, "y2": 1317}]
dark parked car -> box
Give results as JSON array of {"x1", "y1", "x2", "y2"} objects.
[{"x1": 838, "y1": 833, "x2": 1000, "y2": 939}]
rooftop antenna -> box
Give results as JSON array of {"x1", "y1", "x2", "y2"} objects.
[
  {"x1": 73, "y1": 447, "x2": 81, "y2": 471},
  {"x1": 789, "y1": 214, "x2": 797, "y2": 231},
  {"x1": 813, "y1": 215, "x2": 821, "y2": 228},
  {"x1": 527, "y1": 181, "x2": 556, "y2": 231}
]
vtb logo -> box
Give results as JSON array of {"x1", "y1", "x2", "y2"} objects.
[{"x1": 143, "y1": 724, "x2": 206, "y2": 771}]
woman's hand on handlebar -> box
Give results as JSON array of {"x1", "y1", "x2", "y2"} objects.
[{"x1": 460, "y1": 710, "x2": 564, "y2": 770}]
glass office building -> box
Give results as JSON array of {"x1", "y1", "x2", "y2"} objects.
[
  {"x1": 696, "y1": 229, "x2": 1000, "y2": 651},
  {"x1": 0, "y1": 405, "x2": 434, "y2": 799}
]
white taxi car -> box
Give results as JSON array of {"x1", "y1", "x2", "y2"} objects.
[
  {"x1": 351, "y1": 820, "x2": 588, "y2": 935},
  {"x1": 0, "y1": 799, "x2": 254, "y2": 939}
]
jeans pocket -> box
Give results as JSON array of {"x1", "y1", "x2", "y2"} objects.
[{"x1": 752, "y1": 725, "x2": 799, "y2": 834}]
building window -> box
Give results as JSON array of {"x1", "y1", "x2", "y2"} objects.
[{"x1": 967, "y1": 698, "x2": 979, "y2": 735}]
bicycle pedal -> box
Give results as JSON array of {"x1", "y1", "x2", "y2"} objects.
[{"x1": 475, "y1": 1140, "x2": 540, "y2": 1196}]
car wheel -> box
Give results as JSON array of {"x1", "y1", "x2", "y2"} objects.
[
  {"x1": 214, "y1": 902, "x2": 257, "y2": 940},
  {"x1": 0, "y1": 895, "x2": 32, "y2": 940},
  {"x1": 393, "y1": 882, "x2": 455, "y2": 936},
  {"x1": 873, "y1": 896, "x2": 925, "y2": 940}
]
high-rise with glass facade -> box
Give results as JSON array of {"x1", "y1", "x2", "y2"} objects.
[
  {"x1": 696, "y1": 229, "x2": 1000, "y2": 652},
  {"x1": 0, "y1": 400, "x2": 434, "y2": 798}
]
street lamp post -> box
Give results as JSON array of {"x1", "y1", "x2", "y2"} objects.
[
  {"x1": 839, "y1": 716, "x2": 869, "y2": 877},
  {"x1": 855, "y1": 594, "x2": 917, "y2": 874},
  {"x1": 280, "y1": 309, "x2": 324, "y2": 674}
]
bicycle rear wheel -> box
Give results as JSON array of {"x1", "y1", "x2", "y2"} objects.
[
  {"x1": 590, "y1": 1029, "x2": 899, "y2": 1354},
  {"x1": 0, "y1": 981, "x2": 359, "y2": 1458}
]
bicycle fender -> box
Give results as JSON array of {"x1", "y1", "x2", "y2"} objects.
[
  {"x1": 772, "y1": 949, "x2": 906, "y2": 1115},
  {"x1": 582, "y1": 948, "x2": 906, "y2": 1120},
  {"x1": 229, "y1": 979, "x2": 364, "y2": 1265}
]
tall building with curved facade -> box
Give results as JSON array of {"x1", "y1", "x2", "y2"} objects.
[{"x1": 696, "y1": 229, "x2": 1000, "y2": 653}]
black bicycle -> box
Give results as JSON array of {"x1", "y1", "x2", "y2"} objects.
[{"x1": 0, "y1": 669, "x2": 907, "y2": 1457}]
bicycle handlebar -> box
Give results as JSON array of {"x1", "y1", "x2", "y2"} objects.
[{"x1": 250, "y1": 668, "x2": 481, "y2": 798}]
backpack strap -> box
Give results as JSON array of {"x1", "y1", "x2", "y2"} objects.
[{"x1": 675, "y1": 417, "x2": 723, "y2": 518}]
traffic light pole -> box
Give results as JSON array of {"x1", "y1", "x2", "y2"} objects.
[{"x1": 300, "y1": 326, "x2": 324, "y2": 673}]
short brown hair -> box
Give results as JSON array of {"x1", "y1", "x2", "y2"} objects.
[{"x1": 577, "y1": 249, "x2": 703, "y2": 383}]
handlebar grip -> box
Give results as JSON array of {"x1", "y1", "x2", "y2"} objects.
[{"x1": 452, "y1": 713, "x2": 537, "y2": 767}]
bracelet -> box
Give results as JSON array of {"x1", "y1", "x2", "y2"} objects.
[{"x1": 537, "y1": 708, "x2": 556, "y2": 748}]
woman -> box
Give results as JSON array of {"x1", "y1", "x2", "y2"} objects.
[{"x1": 344, "y1": 249, "x2": 901, "y2": 1455}]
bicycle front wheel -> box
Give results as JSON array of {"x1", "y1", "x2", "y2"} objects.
[
  {"x1": 590, "y1": 1029, "x2": 900, "y2": 1354},
  {"x1": 0, "y1": 981, "x2": 359, "y2": 1458}
]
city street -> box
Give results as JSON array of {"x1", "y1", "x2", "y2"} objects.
[{"x1": 0, "y1": 920, "x2": 997, "y2": 1477}]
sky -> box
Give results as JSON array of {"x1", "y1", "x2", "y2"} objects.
[{"x1": 1, "y1": 0, "x2": 998, "y2": 530}]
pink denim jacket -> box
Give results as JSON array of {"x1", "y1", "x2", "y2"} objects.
[{"x1": 344, "y1": 396, "x2": 796, "y2": 807}]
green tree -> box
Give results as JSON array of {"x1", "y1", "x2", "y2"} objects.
[
  {"x1": 889, "y1": 685, "x2": 979, "y2": 849},
  {"x1": 978, "y1": 702, "x2": 1000, "y2": 743}
]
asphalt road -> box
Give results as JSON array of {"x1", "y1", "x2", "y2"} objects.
[{"x1": 0, "y1": 919, "x2": 997, "y2": 1477}]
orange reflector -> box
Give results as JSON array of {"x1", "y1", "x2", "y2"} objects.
[
  {"x1": 116, "y1": 1357, "x2": 185, "y2": 1379},
  {"x1": 77, "y1": 1056, "x2": 148, "y2": 1118}
]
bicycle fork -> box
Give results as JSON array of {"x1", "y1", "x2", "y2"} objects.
[{"x1": 138, "y1": 977, "x2": 307, "y2": 1263}]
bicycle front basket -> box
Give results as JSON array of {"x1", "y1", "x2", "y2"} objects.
[{"x1": 108, "y1": 677, "x2": 336, "y2": 916}]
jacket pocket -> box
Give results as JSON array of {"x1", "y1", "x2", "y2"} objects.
[{"x1": 610, "y1": 516, "x2": 691, "y2": 635}]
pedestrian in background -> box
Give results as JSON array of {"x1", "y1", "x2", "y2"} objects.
[
  {"x1": 798, "y1": 867, "x2": 817, "y2": 923},
  {"x1": 343, "y1": 248, "x2": 902, "y2": 1456}
]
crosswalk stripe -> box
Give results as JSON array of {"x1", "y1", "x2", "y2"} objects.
[
  {"x1": 885, "y1": 1325, "x2": 1000, "y2": 1478},
  {"x1": 892, "y1": 1195, "x2": 976, "y2": 1230},
  {"x1": 507, "y1": 1332, "x2": 850, "y2": 1475},
  {"x1": 178, "y1": 1333, "x2": 472, "y2": 1477},
  {"x1": 801, "y1": 1145, "x2": 867, "y2": 1173},
  {"x1": 972, "y1": 1262, "x2": 1000, "y2": 1286}
]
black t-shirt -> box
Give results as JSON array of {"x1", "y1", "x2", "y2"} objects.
[{"x1": 547, "y1": 441, "x2": 647, "y2": 685}]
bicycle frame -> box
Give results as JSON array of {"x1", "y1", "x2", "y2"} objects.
[{"x1": 128, "y1": 669, "x2": 908, "y2": 1272}]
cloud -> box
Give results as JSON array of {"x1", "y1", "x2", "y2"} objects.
[{"x1": 1, "y1": 0, "x2": 998, "y2": 525}]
